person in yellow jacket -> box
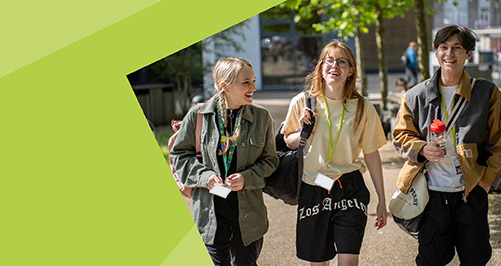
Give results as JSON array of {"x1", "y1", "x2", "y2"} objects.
[{"x1": 393, "y1": 25, "x2": 501, "y2": 265}]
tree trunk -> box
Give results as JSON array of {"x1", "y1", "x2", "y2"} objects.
[
  {"x1": 183, "y1": 74, "x2": 190, "y2": 113},
  {"x1": 375, "y1": 4, "x2": 388, "y2": 111},
  {"x1": 355, "y1": 22, "x2": 367, "y2": 97},
  {"x1": 414, "y1": 0, "x2": 430, "y2": 81},
  {"x1": 181, "y1": 49, "x2": 192, "y2": 113},
  {"x1": 175, "y1": 73, "x2": 182, "y2": 115}
]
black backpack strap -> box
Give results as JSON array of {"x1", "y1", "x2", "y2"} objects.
[
  {"x1": 309, "y1": 93, "x2": 316, "y2": 113},
  {"x1": 296, "y1": 93, "x2": 315, "y2": 200}
]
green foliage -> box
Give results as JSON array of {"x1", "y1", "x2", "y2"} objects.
[
  {"x1": 150, "y1": 43, "x2": 203, "y2": 86},
  {"x1": 149, "y1": 43, "x2": 203, "y2": 114},
  {"x1": 147, "y1": 21, "x2": 248, "y2": 114},
  {"x1": 426, "y1": 6, "x2": 437, "y2": 15},
  {"x1": 156, "y1": 132, "x2": 174, "y2": 161},
  {"x1": 282, "y1": 0, "x2": 413, "y2": 38}
]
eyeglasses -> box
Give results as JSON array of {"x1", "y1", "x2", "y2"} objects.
[{"x1": 322, "y1": 57, "x2": 350, "y2": 68}]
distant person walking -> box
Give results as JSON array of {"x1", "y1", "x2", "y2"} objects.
[
  {"x1": 405, "y1": 41, "x2": 419, "y2": 88},
  {"x1": 395, "y1": 77, "x2": 408, "y2": 93}
]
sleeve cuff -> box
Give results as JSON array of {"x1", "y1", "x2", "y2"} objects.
[{"x1": 199, "y1": 170, "x2": 217, "y2": 188}]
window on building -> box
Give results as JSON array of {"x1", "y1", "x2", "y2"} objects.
[
  {"x1": 260, "y1": 5, "x2": 329, "y2": 90},
  {"x1": 476, "y1": 0, "x2": 491, "y2": 29},
  {"x1": 443, "y1": 0, "x2": 468, "y2": 27}
]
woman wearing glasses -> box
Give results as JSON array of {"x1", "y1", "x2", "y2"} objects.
[{"x1": 281, "y1": 40, "x2": 387, "y2": 266}]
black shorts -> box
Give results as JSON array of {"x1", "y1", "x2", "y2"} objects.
[
  {"x1": 416, "y1": 186, "x2": 492, "y2": 266},
  {"x1": 296, "y1": 170, "x2": 370, "y2": 262}
]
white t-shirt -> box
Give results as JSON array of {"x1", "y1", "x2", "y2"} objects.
[
  {"x1": 426, "y1": 84, "x2": 465, "y2": 192},
  {"x1": 281, "y1": 93, "x2": 387, "y2": 186}
]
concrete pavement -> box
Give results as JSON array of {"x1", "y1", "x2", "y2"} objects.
[
  {"x1": 178, "y1": 72, "x2": 500, "y2": 265},
  {"x1": 252, "y1": 73, "x2": 500, "y2": 265}
]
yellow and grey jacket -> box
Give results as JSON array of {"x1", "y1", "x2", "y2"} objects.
[
  {"x1": 393, "y1": 69, "x2": 501, "y2": 197},
  {"x1": 170, "y1": 96, "x2": 279, "y2": 246}
]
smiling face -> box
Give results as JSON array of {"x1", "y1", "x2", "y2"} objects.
[
  {"x1": 435, "y1": 35, "x2": 472, "y2": 74},
  {"x1": 222, "y1": 65, "x2": 256, "y2": 109},
  {"x1": 321, "y1": 48, "x2": 354, "y2": 89}
]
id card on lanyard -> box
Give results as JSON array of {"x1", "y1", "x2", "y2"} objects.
[
  {"x1": 314, "y1": 96, "x2": 346, "y2": 191},
  {"x1": 439, "y1": 83, "x2": 464, "y2": 176}
]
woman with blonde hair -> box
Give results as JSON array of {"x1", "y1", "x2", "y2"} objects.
[
  {"x1": 281, "y1": 41, "x2": 387, "y2": 266},
  {"x1": 170, "y1": 57, "x2": 279, "y2": 266}
]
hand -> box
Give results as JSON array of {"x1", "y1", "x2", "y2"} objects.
[
  {"x1": 375, "y1": 202, "x2": 387, "y2": 230},
  {"x1": 478, "y1": 180, "x2": 491, "y2": 194},
  {"x1": 206, "y1": 174, "x2": 223, "y2": 190},
  {"x1": 298, "y1": 107, "x2": 316, "y2": 127},
  {"x1": 419, "y1": 143, "x2": 444, "y2": 162},
  {"x1": 225, "y1": 173, "x2": 245, "y2": 191}
]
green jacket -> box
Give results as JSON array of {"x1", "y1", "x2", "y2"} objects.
[{"x1": 170, "y1": 96, "x2": 279, "y2": 246}]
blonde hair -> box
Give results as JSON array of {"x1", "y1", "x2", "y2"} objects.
[
  {"x1": 212, "y1": 57, "x2": 253, "y2": 154},
  {"x1": 305, "y1": 40, "x2": 365, "y2": 130}
]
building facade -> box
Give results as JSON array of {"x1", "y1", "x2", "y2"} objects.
[{"x1": 202, "y1": 1, "x2": 500, "y2": 92}]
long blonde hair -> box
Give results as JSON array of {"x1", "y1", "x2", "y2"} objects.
[
  {"x1": 212, "y1": 57, "x2": 252, "y2": 154},
  {"x1": 305, "y1": 40, "x2": 365, "y2": 130}
]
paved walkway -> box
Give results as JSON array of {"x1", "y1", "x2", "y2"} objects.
[
  {"x1": 250, "y1": 75, "x2": 500, "y2": 265},
  {"x1": 178, "y1": 72, "x2": 501, "y2": 265},
  {"x1": 257, "y1": 145, "x2": 499, "y2": 265}
]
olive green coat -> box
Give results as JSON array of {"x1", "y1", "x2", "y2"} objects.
[{"x1": 170, "y1": 97, "x2": 279, "y2": 246}]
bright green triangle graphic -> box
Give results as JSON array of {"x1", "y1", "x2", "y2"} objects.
[
  {"x1": 160, "y1": 225, "x2": 213, "y2": 266},
  {"x1": 0, "y1": 0, "x2": 161, "y2": 78},
  {"x1": 0, "y1": 0, "x2": 286, "y2": 265}
]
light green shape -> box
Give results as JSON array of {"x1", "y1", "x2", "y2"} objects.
[
  {"x1": 160, "y1": 225, "x2": 212, "y2": 265},
  {"x1": 0, "y1": 0, "x2": 161, "y2": 78},
  {"x1": 0, "y1": 0, "x2": 285, "y2": 265}
]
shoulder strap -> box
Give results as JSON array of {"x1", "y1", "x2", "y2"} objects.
[
  {"x1": 296, "y1": 94, "x2": 315, "y2": 201},
  {"x1": 445, "y1": 78, "x2": 476, "y2": 133},
  {"x1": 195, "y1": 103, "x2": 203, "y2": 160},
  {"x1": 307, "y1": 93, "x2": 316, "y2": 112},
  {"x1": 300, "y1": 92, "x2": 316, "y2": 141}
]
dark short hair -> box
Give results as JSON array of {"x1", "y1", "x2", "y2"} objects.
[
  {"x1": 395, "y1": 77, "x2": 407, "y2": 86},
  {"x1": 433, "y1": 25, "x2": 478, "y2": 52}
]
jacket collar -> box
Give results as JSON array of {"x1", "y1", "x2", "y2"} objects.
[
  {"x1": 457, "y1": 70, "x2": 472, "y2": 101},
  {"x1": 426, "y1": 68, "x2": 473, "y2": 103},
  {"x1": 199, "y1": 96, "x2": 255, "y2": 123}
]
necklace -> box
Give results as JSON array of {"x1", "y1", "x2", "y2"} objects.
[{"x1": 216, "y1": 101, "x2": 242, "y2": 178}]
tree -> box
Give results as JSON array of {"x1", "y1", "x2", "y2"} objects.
[
  {"x1": 414, "y1": 0, "x2": 431, "y2": 82},
  {"x1": 374, "y1": 0, "x2": 412, "y2": 110},
  {"x1": 150, "y1": 43, "x2": 203, "y2": 115},
  {"x1": 281, "y1": 0, "x2": 375, "y2": 97},
  {"x1": 282, "y1": 0, "x2": 412, "y2": 110},
  {"x1": 413, "y1": 0, "x2": 500, "y2": 83},
  {"x1": 148, "y1": 21, "x2": 248, "y2": 115}
]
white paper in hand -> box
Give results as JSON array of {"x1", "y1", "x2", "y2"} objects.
[{"x1": 209, "y1": 183, "x2": 232, "y2": 198}]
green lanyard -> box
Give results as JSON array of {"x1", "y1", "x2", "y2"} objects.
[
  {"x1": 322, "y1": 95, "x2": 346, "y2": 163},
  {"x1": 438, "y1": 83, "x2": 456, "y2": 148},
  {"x1": 216, "y1": 101, "x2": 241, "y2": 178}
]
